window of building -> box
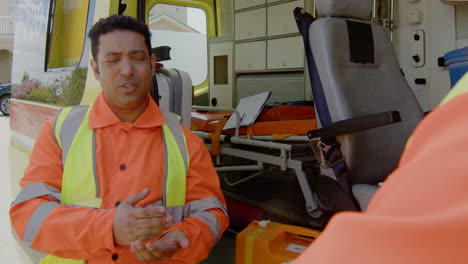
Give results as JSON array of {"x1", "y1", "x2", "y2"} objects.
[
  {"x1": 7, "y1": 0, "x2": 16, "y2": 16},
  {"x1": 148, "y1": 3, "x2": 207, "y2": 87}
]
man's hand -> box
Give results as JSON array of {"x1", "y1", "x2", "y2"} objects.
[
  {"x1": 130, "y1": 230, "x2": 190, "y2": 263},
  {"x1": 113, "y1": 189, "x2": 173, "y2": 245}
]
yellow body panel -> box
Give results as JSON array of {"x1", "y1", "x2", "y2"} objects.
[
  {"x1": 80, "y1": 0, "x2": 112, "y2": 105},
  {"x1": 48, "y1": 0, "x2": 89, "y2": 69}
]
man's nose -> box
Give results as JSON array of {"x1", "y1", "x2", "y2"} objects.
[{"x1": 120, "y1": 57, "x2": 134, "y2": 76}]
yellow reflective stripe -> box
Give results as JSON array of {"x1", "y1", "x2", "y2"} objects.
[
  {"x1": 61, "y1": 108, "x2": 101, "y2": 208},
  {"x1": 54, "y1": 107, "x2": 72, "y2": 149},
  {"x1": 40, "y1": 255, "x2": 84, "y2": 264},
  {"x1": 163, "y1": 124, "x2": 187, "y2": 207},
  {"x1": 245, "y1": 228, "x2": 265, "y2": 264},
  {"x1": 440, "y1": 72, "x2": 468, "y2": 105},
  {"x1": 403, "y1": 135, "x2": 413, "y2": 152}
]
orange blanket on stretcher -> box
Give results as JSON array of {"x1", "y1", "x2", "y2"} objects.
[{"x1": 191, "y1": 105, "x2": 317, "y2": 137}]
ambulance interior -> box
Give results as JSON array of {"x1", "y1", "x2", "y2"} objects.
[
  {"x1": 153, "y1": 0, "x2": 468, "y2": 235},
  {"x1": 6, "y1": 0, "x2": 468, "y2": 263},
  {"x1": 154, "y1": 1, "x2": 468, "y2": 261},
  {"x1": 4, "y1": 0, "x2": 468, "y2": 264}
]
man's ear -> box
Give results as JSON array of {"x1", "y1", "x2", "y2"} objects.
[
  {"x1": 150, "y1": 53, "x2": 157, "y2": 75},
  {"x1": 90, "y1": 59, "x2": 100, "y2": 79}
]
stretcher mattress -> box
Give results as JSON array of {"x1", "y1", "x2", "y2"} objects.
[
  {"x1": 191, "y1": 105, "x2": 317, "y2": 137},
  {"x1": 191, "y1": 111, "x2": 231, "y2": 131},
  {"x1": 207, "y1": 119, "x2": 316, "y2": 136}
]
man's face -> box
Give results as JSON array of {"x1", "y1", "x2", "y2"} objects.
[{"x1": 90, "y1": 30, "x2": 156, "y2": 111}]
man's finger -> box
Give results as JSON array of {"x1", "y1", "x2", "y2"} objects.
[
  {"x1": 136, "y1": 213, "x2": 172, "y2": 227},
  {"x1": 136, "y1": 229, "x2": 163, "y2": 242},
  {"x1": 122, "y1": 189, "x2": 149, "y2": 207},
  {"x1": 147, "y1": 230, "x2": 187, "y2": 252},
  {"x1": 131, "y1": 240, "x2": 155, "y2": 263},
  {"x1": 133, "y1": 206, "x2": 167, "y2": 219},
  {"x1": 136, "y1": 232, "x2": 155, "y2": 242},
  {"x1": 130, "y1": 243, "x2": 145, "y2": 262},
  {"x1": 177, "y1": 236, "x2": 190, "y2": 248}
]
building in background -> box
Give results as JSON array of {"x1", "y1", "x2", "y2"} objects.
[
  {"x1": 0, "y1": 0, "x2": 15, "y2": 84},
  {"x1": 148, "y1": 3, "x2": 208, "y2": 100}
]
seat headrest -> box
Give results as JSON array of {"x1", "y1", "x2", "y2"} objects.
[{"x1": 316, "y1": 0, "x2": 373, "y2": 20}]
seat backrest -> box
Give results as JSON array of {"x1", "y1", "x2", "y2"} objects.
[
  {"x1": 151, "y1": 46, "x2": 193, "y2": 128},
  {"x1": 156, "y1": 68, "x2": 193, "y2": 128},
  {"x1": 311, "y1": 0, "x2": 424, "y2": 184}
]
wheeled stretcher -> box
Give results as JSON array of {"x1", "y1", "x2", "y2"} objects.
[{"x1": 191, "y1": 102, "x2": 323, "y2": 223}]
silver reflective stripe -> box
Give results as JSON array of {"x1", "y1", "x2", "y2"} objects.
[
  {"x1": 12, "y1": 229, "x2": 47, "y2": 264},
  {"x1": 182, "y1": 197, "x2": 227, "y2": 242},
  {"x1": 24, "y1": 201, "x2": 59, "y2": 246},
  {"x1": 162, "y1": 112, "x2": 189, "y2": 170},
  {"x1": 52, "y1": 108, "x2": 64, "y2": 147},
  {"x1": 183, "y1": 197, "x2": 228, "y2": 217},
  {"x1": 92, "y1": 129, "x2": 99, "y2": 197},
  {"x1": 12, "y1": 183, "x2": 61, "y2": 207},
  {"x1": 192, "y1": 211, "x2": 221, "y2": 243},
  {"x1": 60, "y1": 203, "x2": 109, "y2": 211},
  {"x1": 150, "y1": 197, "x2": 226, "y2": 242},
  {"x1": 58, "y1": 105, "x2": 89, "y2": 165},
  {"x1": 166, "y1": 205, "x2": 184, "y2": 224}
]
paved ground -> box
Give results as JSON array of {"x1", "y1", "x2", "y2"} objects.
[{"x1": 0, "y1": 115, "x2": 21, "y2": 263}]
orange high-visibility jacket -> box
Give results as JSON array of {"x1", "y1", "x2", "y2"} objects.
[
  {"x1": 295, "y1": 85, "x2": 468, "y2": 263},
  {"x1": 10, "y1": 93, "x2": 229, "y2": 263}
]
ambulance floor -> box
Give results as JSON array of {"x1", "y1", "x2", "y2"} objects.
[{"x1": 219, "y1": 165, "x2": 324, "y2": 230}]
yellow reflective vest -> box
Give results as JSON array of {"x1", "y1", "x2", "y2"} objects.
[{"x1": 40, "y1": 105, "x2": 189, "y2": 264}]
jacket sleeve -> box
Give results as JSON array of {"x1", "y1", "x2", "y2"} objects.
[
  {"x1": 9, "y1": 119, "x2": 117, "y2": 259},
  {"x1": 164, "y1": 126, "x2": 229, "y2": 264},
  {"x1": 294, "y1": 93, "x2": 468, "y2": 264}
]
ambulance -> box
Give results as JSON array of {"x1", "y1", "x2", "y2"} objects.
[{"x1": 8, "y1": 0, "x2": 468, "y2": 263}]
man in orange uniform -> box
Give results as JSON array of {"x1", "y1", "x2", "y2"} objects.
[
  {"x1": 10, "y1": 15, "x2": 228, "y2": 263},
  {"x1": 294, "y1": 74, "x2": 468, "y2": 263}
]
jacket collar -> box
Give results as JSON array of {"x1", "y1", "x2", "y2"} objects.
[{"x1": 88, "y1": 92, "x2": 165, "y2": 129}]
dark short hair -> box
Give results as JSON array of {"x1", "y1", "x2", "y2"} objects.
[{"x1": 88, "y1": 15, "x2": 152, "y2": 61}]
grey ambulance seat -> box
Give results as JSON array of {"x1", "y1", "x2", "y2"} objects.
[
  {"x1": 156, "y1": 69, "x2": 192, "y2": 128},
  {"x1": 152, "y1": 46, "x2": 193, "y2": 128},
  {"x1": 310, "y1": 0, "x2": 423, "y2": 210}
]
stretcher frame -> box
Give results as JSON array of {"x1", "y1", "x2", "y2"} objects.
[{"x1": 191, "y1": 106, "x2": 321, "y2": 219}]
